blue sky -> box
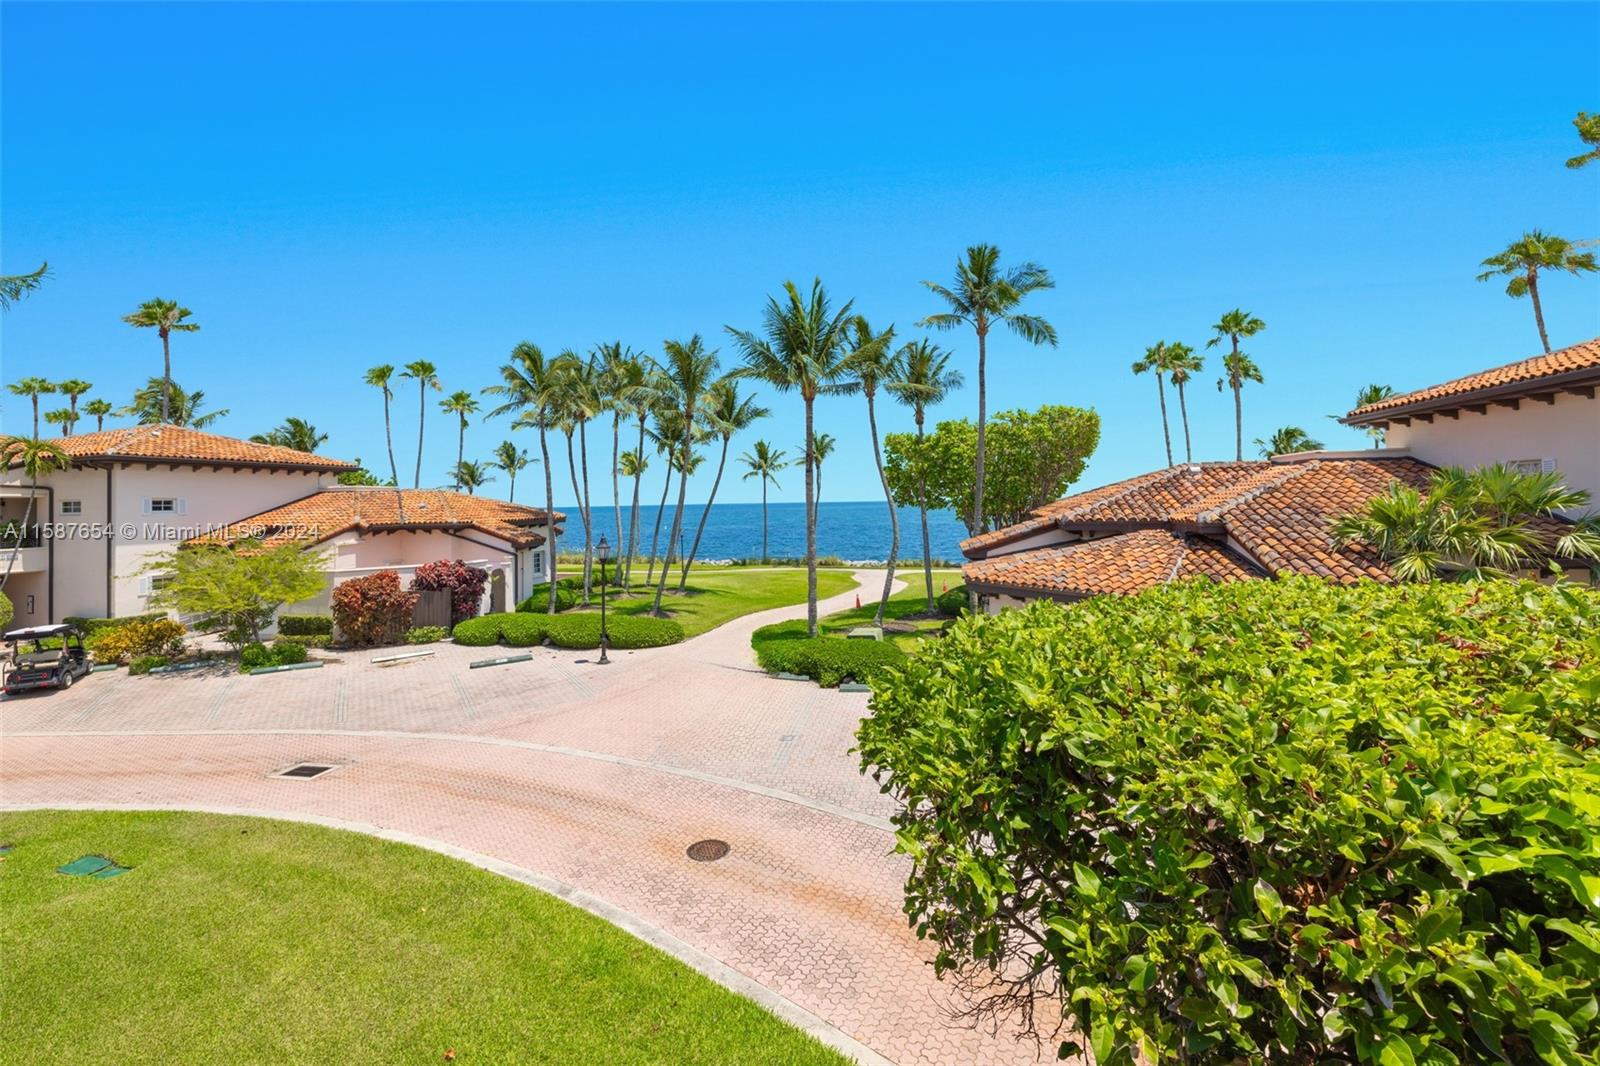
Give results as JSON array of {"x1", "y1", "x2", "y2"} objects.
[{"x1": 4, "y1": 2, "x2": 1597, "y2": 509}]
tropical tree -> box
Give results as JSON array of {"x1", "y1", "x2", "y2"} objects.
[
  {"x1": 643, "y1": 407, "x2": 686, "y2": 587},
  {"x1": 613, "y1": 354, "x2": 664, "y2": 589},
  {"x1": 1254, "y1": 425, "x2": 1323, "y2": 457},
  {"x1": 440, "y1": 390, "x2": 479, "y2": 489},
  {"x1": 44, "y1": 409, "x2": 73, "y2": 436},
  {"x1": 491, "y1": 440, "x2": 531, "y2": 502},
  {"x1": 0, "y1": 435, "x2": 70, "y2": 591},
  {"x1": 1165, "y1": 343, "x2": 1203, "y2": 465},
  {"x1": 55, "y1": 379, "x2": 93, "y2": 434},
  {"x1": 484, "y1": 342, "x2": 562, "y2": 614},
  {"x1": 1341, "y1": 384, "x2": 1394, "y2": 447},
  {"x1": 453, "y1": 460, "x2": 493, "y2": 494},
  {"x1": 1131, "y1": 341, "x2": 1176, "y2": 467},
  {"x1": 1567, "y1": 111, "x2": 1600, "y2": 169},
  {"x1": 738, "y1": 440, "x2": 787, "y2": 564},
  {"x1": 727, "y1": 279, "x2": 857, "y2": 636},
  {"x1": 812, "y1": 433, "x2": 837, "y2": 506},
  {"x1": 1207, "y1": 309, "x2": 1267, "y2": 461},
  {"x1": 83, "y1": 398, "x2": 113, "y2": 433},
  {"x1": 0, "y1": 262, "x2": 48, "y2": 311},
  {"x1": 122, "y1": 377, "x2": 228, "y2": 428},
  {"x1": 919, "y1": 245, "x2": 1057, "y2": 539},
  {"x1": 550, "y1": 352, "x2": 603, "y2": 603},
  {"x1": 122, "y1": 298, "x2": 199, "y2": 423},
  {"x1": 7, "y1": 378, "x2": 56, "y2": 438},
  {"x1": 1332, "y1": 464, "x2": 1600, "y2": 581},
  {"x1": 619, "y1": 448, "x2": 648, "y2": 576},
  {"x1": 886, "y1": 339, "x2": 963, "y2": 612},
  {"x1": 1477, "y1": 231, "x2": 1598, "y2": 353},
  {"x1": 678, "y1": 379, "x2": 768, "y2": 588},
  {"x1": 649, "y1": 337, "x2": 720, "y2": 615},
  {"x1": 142, "y1": 539, "x2": 328, "y2": 650},
  {"x1": 251, "y1": 417, "x2": 327, "y2": 452},
  {"x1": 400, "y1": 360, "x2": 440, "y2": 488},
  {"x1": 841, "y1": 316, "x2": 902, "y2": 623},
  {"x1": 364, "y1": 364, "x2": 401, "y2": 487}
]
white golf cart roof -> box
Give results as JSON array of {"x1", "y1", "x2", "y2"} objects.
[{"x1": 4, "y1": 624, "x2": 80, "y2": 641}]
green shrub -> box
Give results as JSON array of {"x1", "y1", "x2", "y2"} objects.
[
  {"x1": 856, "y1": 577, "x2": 1600, "y2": 1064},
  {"x1": 64, "y1": 612, "x2": 166, "y2": 637},
  {"x1": 497, "y1": 614, "x2": 549, "y2": 647},
  {"x1": 543, "y1": 613, "x2": 683, "y2": 650},
  {"x1": 447, "y1": 616, "x2": 502, "y2": 647},
  {"x1": 517, "y1": 581, "x2": 579, "y2": 613},
  {"x1": 277, "y1": 614, "x2": 333, "y2": 636},
  {"x1": 269, "y1": 640, "x2": 308, "y2": 666},
  {"x1": 404, "y1": 625, "x2": 447, "y2": 645},
  {"x1": 86, "y1": 618, "x2": 187, "y2": 663},
  {"x1": 241, "y1": 641, "x2": 309, "y2": 672},
  {"x1": 935, "y1": 584, "x2": 969, "y2": 617},
  {"x1": 0, "y1": 590, "x2": 12, "y2": 631},
  {"x1": 751, "y1": 621, "x2": 906, "y2": 686},
  {"x1": 273, "y1": 633, "x2": 332, "y2": 649},
  {"x1": 128, "y1": 654, "x2": 168, "y2": 675}
]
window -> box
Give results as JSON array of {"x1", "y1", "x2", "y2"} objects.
[
  {"x1": 60, "y1": 500, "x2": 82, "y2": 515},
  {"x1": 1508, "y1": 458, "x2": 1556, "y2": 476},
  {"x1": 529, "y1": 549, "x2": 545, "y2": 577},
  {"x1": 142, "y1": 497, "x2": 185, "y2": 515}
]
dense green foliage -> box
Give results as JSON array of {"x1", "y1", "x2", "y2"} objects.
[
  {"x1": 404, "y1": 625, "x2": 447, "y2": 644},
  {"x1": 517, "y1": 579, "x2": 580, "y2": 613},
  {"x1": 86, "y1": 618, "x2": 187, "y2": 664},
  {"x1": 63, "y1": 612, "x2": 166, "y2": 637},
  {"x1": 751, "y1": 620, "x2": 907, "y2": 686},
  {"x1": 128, "y1": 654, "x2": 168, "y2": 675},
  {"x1": 449, "y1": 611, "x2": 684, "y2": 650},
  {"x1": 935, "y1": 584, "x2": 970, "y2": 617},
  {"x1": 240, "y1": 641, "x2": 308, "y2": 672},
  {"x1": 857, "y1": 577, "x2": 1600, "y2": 1064},
  {"x1": 277, "y1": 614, "x2": 334, "y2": 636},
  {"x1": 0, "y1": 590, "x2": 12, "y2": 631},
  {"x1": 143, "y1": 540, "x2": 328, "y2": 650},
  {"x1": 273, "y1": 633, "x2": 332, "y2": 649}
]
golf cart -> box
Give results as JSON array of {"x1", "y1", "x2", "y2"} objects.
[{"x1": 3, "y1": 624, "x2": 92, "y2": 695}]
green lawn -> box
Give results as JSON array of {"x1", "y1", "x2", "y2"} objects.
[
  {"x1": 817, "y1": 569, "x2": 963, "y2": 652},
  {"x1": 0, "y1": 810, "x2": 847, "y2": 1065},
  {"x1": 564, "y1": 567, "x2": 857, "y2": 638}
]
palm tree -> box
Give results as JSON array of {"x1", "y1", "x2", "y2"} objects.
[
  {"x1": 593, "y1": 344, "x2": 636, "y2": 587},
  {"x1": 364, "y1": 365, "x2": 401, "y2": 488},
  {"x1": 919, "y1": 245, "x2": 1057, "y2": 537},
  {"x1": 1165, "y1": 343, "x2": 1203, "y2": 465},
  {"x1": 400, "y1": 360, "x2": 440, "y2": 488},
  {"x1": 727, "y1": 280, "x2": 856, "y2": 636},
  {"x1": 1254, "y1": 425, "x2": 1323, "y2": 457},
  {"x1": 551, "y1": 353, "x2": 603, "y2": 604},
  {"x1": 440, "y1": 390, "x2": 479, "y2": 488},
  {"x1": 122, "y1": 298, "x2": 199, "y2": 423},
  {"x1": 643, "y1": 407, "x2": 685, "y2": 586},
  {"x1": 1207, "y1": 309, "x2": 1267, "y2": 460},
  {"x1": 1131, "y1": 341, "x2": 1176, "y2": 467},
  {"x1": 0, "y1": 262, "x2": 48, "y2": 311},
  {"x1": 83, "y1": 399, "x2": 113, "y2": 433},
  {"x1": 251, "y1": 417, "x2": 328, "y2": 452},
  {"x1": 841, "y1": 317, "x2": 901, "y2": 624},
  {"x1": 614, "y1": 355, "x2": 664, "y2": 589},
  {"x1": 44, "y1": 409, "x2": 73, "y2": 436},
  {"x1": 484, "y1": 342, "x2": 562, "y2": 613},
  {"x1": 0, "y1": 435, "x2": 70, "y2": 591},
  {"x1": 7, "y1": 378, "x2": 56, "y2": 438},
  {"x1": 1476, "y1": 231, "x2": 1598, "y2": 353},
  {"x1": 887, "y1": 339, "x2": 962, "y2": 613},
  {"x1": 453, "y1": 460, "x2": 493, "y2": 494},
  {"x1": 811, "y1": 433, "x2": 837, "y2": 505},
  {"x1": 121, "y1": 377, "x2": 228, "y2": 428},
  {"x1": 55, "y1": 379, "x2": 93, "y2": 435},
  {"x1": 491, "y1": 440, "x2": 531, "y2": 502},
  {"x1": 1342, "y1": 384, "x2": 1394, "y2": 448},
  {"x1": 1567, "y1": 111, "x2": 1600, "y2": 169},
  {"x1": 650, "y1": 337, "x2": 720, "y2": 615},
  {"x1": 678, "y1": 379, "x2": 768, "y2": 589},
  {"x1": 738, "y1": 440, "x2": 787, "y2": 564}
]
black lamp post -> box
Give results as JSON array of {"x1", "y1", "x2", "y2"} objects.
[{"x1": 596, "y1": 535, "x2": 611, "y2": 665}]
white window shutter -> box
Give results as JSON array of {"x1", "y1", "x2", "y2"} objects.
[
  {"x1": 141, "y1": 497, "x2": 152, "y2": 515},
  {"x1": 138, "y1": 576, "x2": 152, "y2": 594},
  {"x1": 1542, "y1": 458, "x2": 1557, "y2": 474},
  {"x1": 177, "y1": 498, "x2": 188, "y2": 515}
]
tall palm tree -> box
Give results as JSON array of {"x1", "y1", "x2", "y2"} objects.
[
  {"x1": 727, "y1": 280, "x2": 857, "y2": 636},
  {"x1": 678, "y1": 379, "x2": 768, "y2": 588},
  {"x1": 0, "y1": 435, "x2": 70, "y2": 591},
  {"x1": 887, "y1": 339, "x2": 962, "y2": 613},
  {"x1": 1207, "y1": 309, "x2": 1267, "y2": 460},
  {"x1": 1131, "y1": 341, "x2": 1176, "y2": 467},
  {"x1": 364, "y1": 365, "x2": 401, "y2": 488},
  {"x1": 250, "y1": 417, "x2": 328, "y2": 452},
  {"x1": 650, "y1": 337, "x2": 720, "y2": 615},
  {"x1": 484, "y1": 342, "x2": 562, "y2": 613},
  {"x1": 44, "y1": 409, "x2": 73, "y2": 436},
  {"x1": 83, "y1": 398, "x2": 113, "y2": 433},
  {"x1": 7, "y1": 378, "x2": 56, "y2": 438},
  {"x1": 1569, "y1": 111, "x2": 1600, "y2": 169},
  {"x1": 1165, "y1": 343, "x2": 1203, "y2": 465},
  {"x1": 841, "y1": 317, "x2": 901, "y2": 623},
  {"x1": 1476, "y1": 231, "x2": 1598, "y2": 353},
  {"x1": 811, "y1": 433, "x2": 837, "y2": 505},
  {"x1": 0, "y1": 262, "x2": 48, "y2": 311},
  {"x1": 55, "y1": 379, "x2": 93, "y2": 435},
  {"x1": 614, "y1": 356, "x2": 664, "y2": 589},
  {"x1": 122, "y1": 377, "x2": 227, "y2": 428},
  {"x1": 491, "y1": 440, "x2": 531, "y2": 502},
  {"x1": 400, "y1": 360, "x2": 440, "y2": 488},
  {"x1": 643, "y1": 407, "x2": 685, "y2": 587},
  {"x1": 122, "y1": 298, "x2": 199, "y2": 423},
  {"x1": 919, "y1": 245, "x2": 1057, "y2": 537},
  {"x1": 552, "y1": 352, "x2": 602, "y2": 604},
  {"x1": 440, "y1": 390, "x2": 479, "y2": 488},
  {"x1": 738, "y1": 440, "x2": 787, "y2": 564},
  {"x1": 1254, "y1": 425, "x2": 1323, "y2": 457},
  {"x1": 453, "y1": 460, "x2": 493, "y2": 495}
]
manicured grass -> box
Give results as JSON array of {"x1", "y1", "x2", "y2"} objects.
[
  {"x1": 0, "y1": 810, "x2": 847, "y2": 1065},
  {"x1": 818, "y1": 569, "x2": 963, "y2": 651},
  {"x1": 564, "y1": 567, "x2": 857, "y2": 638}
]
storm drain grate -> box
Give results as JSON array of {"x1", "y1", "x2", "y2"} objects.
[
  {"x1": 685, "y1": 839, "x2": 730, "y2": 862},
  {"x1": 274, "y1": 763, "x2": 336, "y2": 780}
]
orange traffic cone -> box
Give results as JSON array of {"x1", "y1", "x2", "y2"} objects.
[{"x1": 854, "y1": 594, "x2": 861, "y2": 609}]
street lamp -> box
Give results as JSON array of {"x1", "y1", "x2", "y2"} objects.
[{"x1": 596, "y1": 535, "x2": 611, "y2": 665}]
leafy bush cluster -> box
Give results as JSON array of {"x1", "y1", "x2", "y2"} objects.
[
  {"x1": 856, "y1": 577, "x2": 1600, "y2": 1065},
  {"x1": 451, "y1": 611, "x2": 684, "y2": 650},
  {"x1": 240, "y1": 641, "x2": 309, "y2": 672},
  {"x1": 751, "y1": 620, "x2": 906, "y2": 686},
  {"x1": 935, "y1": 584, "x2": 969, "y2": 617},
  {"x1": 331, "y1": 570, "x2": 417, "y2": 647},
  {"x1": 276, "y1": 614, "x2": 333, "y2": 637},
  {"x1": 0, "y1": 590, "x2": 12, "y2": 631},
  {"x1": 86, "y1": 618, "x2": 187, "y2": 664},
  {"x1": 64, "y1": 612, "x2": 166, "y2": 637},
  {"x1": 404, "y1": 625, "x2": 447, "y2": 644},
  {"x1": 128, "y1": 654, "x2": 168, "y2": 675},
  {"x1": 410, "y1": 559, "x2": 489, "y2": 624},
  {"x1": 516, "y1": 578, "x2": 581, "y2": 614},
  {"x1": 274, "y1": 633, "x2": 332, "y2": 649}
]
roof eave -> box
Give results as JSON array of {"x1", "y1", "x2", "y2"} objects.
[{"x1": 1342, "y1": 367, "x2": 1600, "y2": 426}]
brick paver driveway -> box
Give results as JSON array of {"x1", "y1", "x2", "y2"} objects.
[{"x1": 1, "y1": 570, "x2": 1045, "y2": 1065}]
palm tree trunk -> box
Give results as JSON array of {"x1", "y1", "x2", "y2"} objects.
[
  {"x1": 867, "y1": 393, "x2": 898, "y2": 626},
  {"x1": 1177, "y1": 381, "x2": 1192, "y2": 464},
  {"x1": 678, "y1": 436, "x2": 727, "y2": 589},
  {"x1": 509, "y1": 468, "x2": 516, "y2": 502},
  {"x1": 414, "y1": 383, "x2": 426, "y2": 488},
  {"x1": 1232, "y1": 381, "x2": 1243, "y2": 462},
  {"x1": 916, "y1": 415, "x2": 935, "y2": 614},
  {"x1": 652, "y1": 419, "x2": 693, "y2": 615},
  {"x1": 382, "y1": 393, "x2": 399, "y2": 487},
  {"x1": 804, "y1": 395, "x2": 818, "y2": 637},
  {"x1": 161, "y1": 330, "x2": 172, "y2": 423},
  {"x1": 1157, "y1": 374, "x2": 1173, "y2": 467},
  {"x1": 539, "y1": 419, "x2": 557, "y2": 613},
  {"x1": 645, "y1": 451, "x2": 672, "y2": 584},
  {"x1": 579, "y1": 421, "x2": 594, "y2": 603},
  {"x1": 30, "y1": 396, "x2": 39, "y2": 439},
  {"x1": 96, "y1": 413, "x2": 105, "y2": 432},
  {"x1": 455, "y1": 419, "x2": 465, "y2": 488},
  {"x1": 761, "y1": 477, "x2": 769, "y2": 564},
  {"x1": 610, "y1": 414, "x2": 624, "y2": 588},
  {"x1": 625, "y1": 416, "x2": 645, "y2": 591},
  {"x1": 1529, "y1": 269, "x2": 1551, "y2": 353},
  {"x1": 565, "y1": 432, "x2": 591, "y2": 607}
]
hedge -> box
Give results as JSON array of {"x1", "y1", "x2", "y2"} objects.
[
  {"x1": 63, "y1": 612, "x2": 166, "y2": 637},
  {"x1": 516, "y1": 579, "x2": 580, "y2": 614},
  {"x1": 751, "y1": 620, "x2": 907, "y2": 687},
  {"x1": 448, "y1": 611, "x2": 684, "y2": 650},
  {"x1": 856, "y1": 577, "x2": 1600, "y2": 1064},
  {"x1": 240, "y1": 640, "x2": 308, "y2": 672},
  {"x1": 86, "y1": 618, "x2": 187, "y2": 664},
  {"x1": 935, "y1": 584, "x2": 970, "y2": 617},
  {"x1": 273, "y1": 633, "x2": 333, "y2": 649},
  {"x1": 277, "y1": 614, "x2": 333, "y2": 636},
  {"x1": 128, "y1": 654, "x2": 168, "y2": 675}
]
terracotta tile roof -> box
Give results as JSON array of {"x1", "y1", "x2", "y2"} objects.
[
  {"x1": 1345, "y1": 337, "x2": 1600, "y2": 422},
  {"x1": 189, "y1": 488, "x2": 565, "y2": 550},
  {"x1": 26, "y1": 424, "x2": 358, "y2": 471},
  {"x1": 964, "y1": 529, "x2": 1260, "y2": 598}
]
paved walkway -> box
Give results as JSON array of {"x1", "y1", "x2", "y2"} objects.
[{"x1": 1, "y1": 571, "x2": 1043, "y2": 1065}]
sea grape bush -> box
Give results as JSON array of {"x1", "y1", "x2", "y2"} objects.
[
  {"x1": 856, "y1": 577, "x2": 1600, "y2": 1065},
  {"x1": 331, "y1": 570, "x2": 417, "y2": 647},
  {"x1": 410, "y1": 560, "x2": 489, "y2": 624}
]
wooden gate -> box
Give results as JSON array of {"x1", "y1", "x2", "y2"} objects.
[{"x1": 412, "y1": 589, "x2": 452, "y2": 630}]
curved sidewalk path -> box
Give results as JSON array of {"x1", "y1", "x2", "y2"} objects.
[{"x1": 1, "y1": 570, "x2": 1041, "y2": 1065}]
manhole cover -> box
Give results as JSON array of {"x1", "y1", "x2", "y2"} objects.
[
  {"x1": 685, "y1": 839, "x2": 730, "y2": 862},
  {"x1": 275, "y1": 763, "x2": 335, "y2": 779}
]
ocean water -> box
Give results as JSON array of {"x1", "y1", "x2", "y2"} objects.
[{"x1": 562, "y1": 500, "x2": 970, "y2": 564}]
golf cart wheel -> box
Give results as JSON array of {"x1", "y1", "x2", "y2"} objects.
[{"x1": 59, "y1": 671, "x2": 72, "y2": 689}]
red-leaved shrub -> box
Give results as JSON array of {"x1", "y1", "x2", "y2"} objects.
[
  {"x1": 331, "y1": 570, "x2": 418, "y2": 646},
  {"x1": 410, "y1": 559, "x2": 489, "y2": 624}
]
